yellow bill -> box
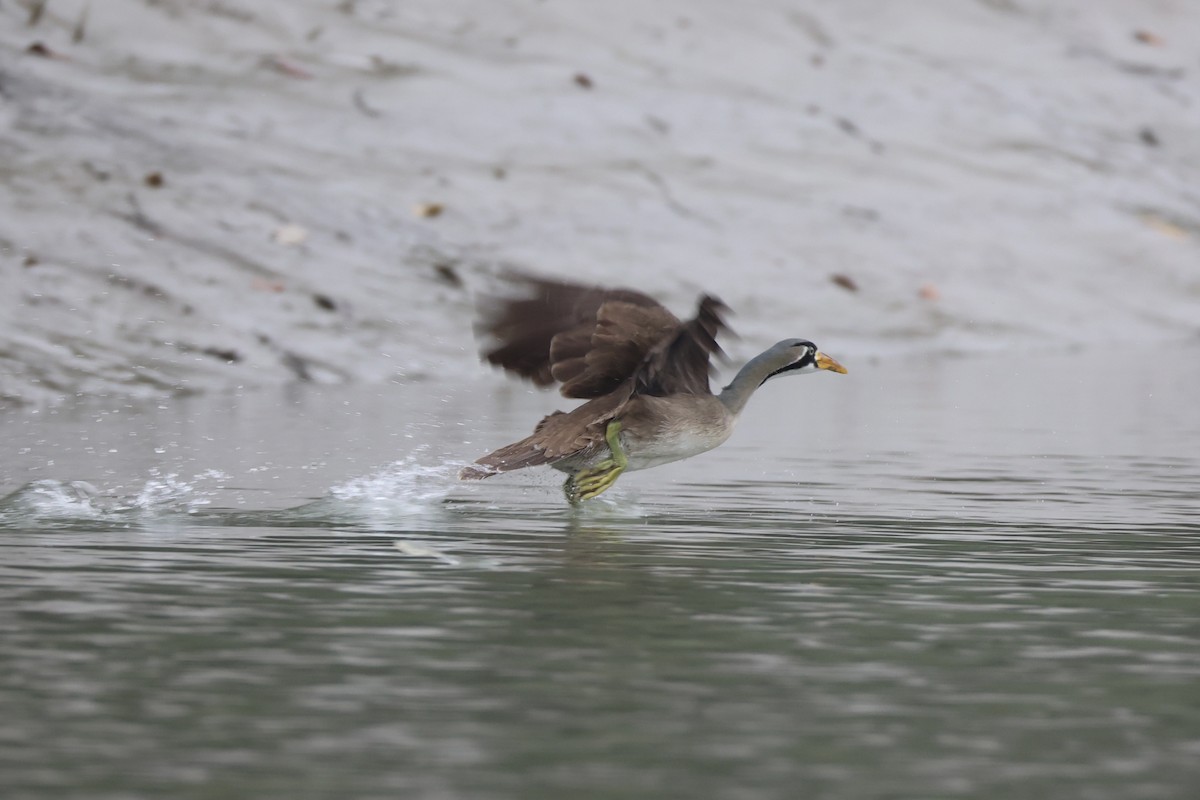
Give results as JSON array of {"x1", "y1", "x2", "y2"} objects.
[{"x1": 815, "y1": 351, "x2": 848, "y2": 374}]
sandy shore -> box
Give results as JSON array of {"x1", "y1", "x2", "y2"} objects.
[{"x1": 1, "y1": 0, "x2": 1197, "y2": 404}]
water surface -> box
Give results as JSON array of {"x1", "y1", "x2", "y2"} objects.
[{"x1": 2, "y1": 348, "x2": 1199, "y2": 799}]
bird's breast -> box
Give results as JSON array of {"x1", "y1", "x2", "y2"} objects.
[{"x1": 620, "y1": 397, "x2": 735, "y2": 472}]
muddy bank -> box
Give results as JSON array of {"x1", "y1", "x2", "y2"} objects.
[{"x1": 1, "y1": 0, "x2": 1197, "y2": 404}]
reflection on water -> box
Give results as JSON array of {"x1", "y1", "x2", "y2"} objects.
[{"x1": 2, "y1": 349, "x2": 1199, "y2": 799}]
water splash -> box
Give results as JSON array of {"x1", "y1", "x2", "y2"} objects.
[
  {"x1": 0, "y1": 479, "x2": 106, "y2": 522},
  {"x1": 296, "y1": 453, "x2": 460, "y2": 528},
  {"x1": 0, "y1": 469, "x2": 230, "y2": 529},
  {"x1": 0, "y1": 456, "x2": 462, "y2": 533},
  {"x1": 121, "y1": 469, "x2": 229, "y2": 514}
]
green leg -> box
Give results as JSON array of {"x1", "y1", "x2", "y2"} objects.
[
  {"x1": 571, "y1": 421, "x2": 628, "y2": 501},
  {"x1": 563, "y1": 474, "x2": 581, "y2": 506}
]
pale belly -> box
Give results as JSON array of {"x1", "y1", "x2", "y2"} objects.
[
  {"x1": 550, "y1": 417, "x2": 734, "y2": 474},
  {"x1": 621, "y1": 426, "x2": 733, "y2": 472},
  {"x1": 548, "y1": 395, "x2": 736, "y2": 475}
]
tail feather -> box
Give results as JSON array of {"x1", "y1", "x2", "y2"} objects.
[
  {"x1": 459, "y1": 399, "x2": 619, "y2": 482},
  {"x1": 458, "y1": 464, "x2": 500, "y2": 480},
  {"x1": 458, "y1": 436, "x2": 556, "y2": 481}
]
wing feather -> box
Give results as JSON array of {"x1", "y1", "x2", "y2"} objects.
[
  {"x1": 634, "y1": 295, "x2": 730, "y2": 397},
  {"x1": 475, "y1": 272, "x2": 681, "y2": 398}
]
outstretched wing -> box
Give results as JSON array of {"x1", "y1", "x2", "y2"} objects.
[
  {"x1": 633, "y1": 295, "x2": 729, "y2": 397},
  {"x1": 475, "y1": 272, "x2": 683, "y2": 399}
]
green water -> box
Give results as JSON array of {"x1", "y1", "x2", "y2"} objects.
[{"x1": 2, "y1": 349, "x2": 1198, "y2": 799}]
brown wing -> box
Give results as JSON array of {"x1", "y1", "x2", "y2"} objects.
[
  {"x1": 458, "y1": 388, "x2": 631, "y2": 478},
  {"x1": 475, "y1": 271, "x2": 683, "y2": 398},
  {"x1": 633, "y1": 295, "x2": 730, "y2": 397}
]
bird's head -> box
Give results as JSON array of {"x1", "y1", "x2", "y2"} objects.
[{"x1": 759, "y1": 339, "x2": 847, "y2": 385}]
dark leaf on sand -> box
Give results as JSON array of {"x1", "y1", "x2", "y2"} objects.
[
  {"x1": 433, "y1": 263, "x2": 463, "y2": 287},
  {"x1": 830, "y1": 274, "x2": 859, "y2": 292},
  {"x1": 202, "y1": 347, "x2": 242, "y2": 364}
]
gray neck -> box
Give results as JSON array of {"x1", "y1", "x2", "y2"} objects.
[{"x1": 717, "y1": 350, "x2": 783, "y2": 417}]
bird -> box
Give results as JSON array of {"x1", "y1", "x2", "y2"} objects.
[{"x1": 459, "y1": 272, "x2": 847, "y2": 503}]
